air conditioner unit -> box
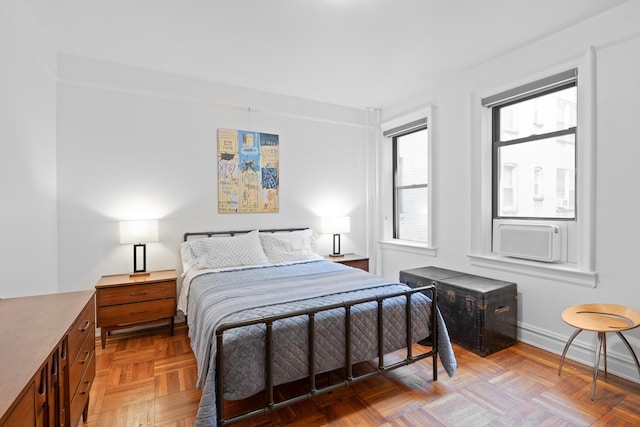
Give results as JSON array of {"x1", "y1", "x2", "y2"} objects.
[{"x1": 492, "y1": 221, "x2": 565, "y2": 262}]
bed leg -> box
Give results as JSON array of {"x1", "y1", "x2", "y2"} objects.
[
  {"x1": 215, "y1": 331, "x2": 225, "y2": 422},
  {"x1": 266, "y1": 321, "x2": 274, "y2": 408},
  {"x1": 308, "y1": 312, "x2": 317, "y2": 394},
  {"x1": 432, "y1": 284, "x2": 439, "y2": 381}
]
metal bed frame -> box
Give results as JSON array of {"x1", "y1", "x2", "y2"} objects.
[{"x1": 183, "y1": 229, "x2": 439, "y2": 426}]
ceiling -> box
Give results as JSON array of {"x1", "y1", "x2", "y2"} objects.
[{"x1": 23, "y1": 0, "x2": 628, "y2": 109}]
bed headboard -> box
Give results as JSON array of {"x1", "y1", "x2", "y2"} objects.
[{"x1": 183, "y1": 228, "x2": 308, "y2": 242}]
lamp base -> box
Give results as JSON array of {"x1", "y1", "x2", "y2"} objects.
[{"x1": 328, "y1": 253, "x2": 345, "y2": 258}]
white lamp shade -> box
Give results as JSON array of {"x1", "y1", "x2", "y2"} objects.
[
  {"x1": 321, "y1": 216, "x2": 351, "y2": 234},
  {"x1": 119, "y1": 220, "x2": 159, "y2": 244}
]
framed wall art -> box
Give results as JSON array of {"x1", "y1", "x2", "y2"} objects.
[{"x1": 217, "y1": 128, "x2": 279, "y2": 213}]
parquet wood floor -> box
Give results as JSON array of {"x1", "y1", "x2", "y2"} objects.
[{"x1": 84, "y1": 323, "x2": 640, "y2": 426}]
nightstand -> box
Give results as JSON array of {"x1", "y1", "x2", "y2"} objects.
[
  {"x1": 95, "y1": 269, "x2": 177, "y2": 348},
  {"x1": 324, "y1": 254, "x2": 369, "y2": 272}
]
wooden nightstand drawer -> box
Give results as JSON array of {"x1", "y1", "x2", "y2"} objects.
[
  {"x1": 324, "y1": 254, "x2": 369, "y2": 272},
  {"x1": 97, "y1": 281, "x2": 175, "y2": 306},
  {"x1": 341, "y1": 259, "x2": 369, "y2": 271},
  {"x1": 98, "y1": 298, "x2": 175, "y2": 326}
]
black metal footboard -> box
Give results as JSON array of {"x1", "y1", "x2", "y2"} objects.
[{"x1": 214, "y1": 284, "x2": 438, "y2": 426}]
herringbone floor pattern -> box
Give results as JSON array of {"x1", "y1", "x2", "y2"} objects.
[{"x1": 84, "y1": 323, "x2": 640, "y2": 426}]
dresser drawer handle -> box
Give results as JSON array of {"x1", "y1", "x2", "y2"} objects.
[
  {"x1": 78, "y1": 320, "x2": 90, "y2": 332},
  {"x1": 79, "y1": 380, "x2": 91, "y2": 395},
  {"x1": 130, "y1": 310, "x2": 148, "y2": 315},
  {"x1": 79, "y1": 350, "x2": 91, "y2": 364},
  {"x1": 129, "y1": 292, "x2": 148, "y2": 297}
]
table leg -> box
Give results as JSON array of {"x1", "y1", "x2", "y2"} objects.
[
  {"x1": 591, "y1": 332, "x2": 604, "y2": 400},
  {"x1": 616, "y1": 331, "x2": 640, "y2": 377},
  {"x1": 558, "y1": 328, "x2": 582, "y2": 376},
  {"x1": 603, "y1": 333, "x2": 607, "y2": 376}
]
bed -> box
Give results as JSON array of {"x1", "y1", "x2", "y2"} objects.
[{"x1": 179, "y1": 228, "x2": 457, "y2": 426}]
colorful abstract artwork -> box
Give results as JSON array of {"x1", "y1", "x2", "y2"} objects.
[{"x1": 217, "y1": 128, "x2": 279, "y2": 213}]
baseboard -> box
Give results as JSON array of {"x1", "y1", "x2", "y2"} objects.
[{"x1": 518, "y1": 321, "x2": 640, "y2": 384}]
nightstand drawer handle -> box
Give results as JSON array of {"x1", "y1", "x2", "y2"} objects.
[
  {"x1": 78, "y1": 320, "x2": 90, "y2": 332},
  {"x1": 129, "y1": 291, "x2": 148, "y2": 297},
  {"x1": 130, "y1": 310, "x2": 148, "y2": 315},
  {"x1": 79, "y1": 350, "x2": 90, "y2": 364}
]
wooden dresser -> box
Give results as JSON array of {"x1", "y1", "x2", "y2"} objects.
[
  {"x1": 95, "y1": 270, "x2": 177, "y2": 348},
  {"x1": 0, "y1": 290, "x2": 96, "y2": 427}
]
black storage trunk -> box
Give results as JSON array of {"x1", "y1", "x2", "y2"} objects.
[{"x1": 400, "y1": 266, "x2": 517, "y2": 356}]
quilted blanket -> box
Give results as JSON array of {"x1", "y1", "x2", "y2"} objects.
[{"x1": 185, "y1": 260, "x2": 456, "y2": 426}]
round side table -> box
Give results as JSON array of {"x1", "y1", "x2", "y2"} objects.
[{"x1": 558, "y1": 303, "x2": 640, "y2": 400}]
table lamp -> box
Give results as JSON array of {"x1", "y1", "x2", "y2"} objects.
[
  {"x1": 120, "y1": 219, "x2": 159, "y2": 275},
  {"x1": 321, "y1": 216, "x2": 350, "y2": 257}
]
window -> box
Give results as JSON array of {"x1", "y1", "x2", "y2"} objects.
[
  {"x1": 501, "y1": 163, "x2": 518, "y2": 213},
  {"x1": 533, "y1": 167, "x2": 544, "y2": 201},
  {"x1": 471, "y1": 56, "x2": 597, "y2": 287},
  {"x1": 487, "y1": 69, "x2": 577, "y2": 219},
  {"x1": 392, "y1": 127, "x2": 428, "y2": 242},
  {"x1": 556, "y1": 168, "x2": 575, "y2": 211}
]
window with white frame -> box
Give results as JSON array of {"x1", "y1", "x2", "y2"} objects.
[
  {"x1": 471, "y1": 57, "x2": 597, "y2": 287},
  {"x1": 382, "y1": 119, "x2": 429, "y2": 243},
  {"x1": 393, "y1": 127, "x2": 428, "y2": 242},
  {"x1": 486, "y1": 69, "x2": 577, "y2": 220}
]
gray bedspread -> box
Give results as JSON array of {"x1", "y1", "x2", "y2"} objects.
[{"x1": 186, "y1": 260, "x2": 456, "y2": 426}]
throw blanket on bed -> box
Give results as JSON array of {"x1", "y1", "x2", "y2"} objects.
[{"x1": 186, "y1": 260, "x2": 456, "y2": 426}]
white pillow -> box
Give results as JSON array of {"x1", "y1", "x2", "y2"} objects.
[
  {"x1": 259, "y1": 229, "x2": 322, "y2": 264},
  {"x1": 182, "y1": 230, "x2": 270, "y2": 271},
  {"x1": 180, "y1": 241, "x2": 195, "y2": 273}
]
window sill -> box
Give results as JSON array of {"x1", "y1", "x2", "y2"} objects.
[
  {"x1": 379, "y1": 240, "x2": 437, "y2": 257},
  {"x1": 468, "y1": 253, "x2": 598, "y2": 288}
]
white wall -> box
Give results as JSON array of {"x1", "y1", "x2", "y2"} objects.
[
  {"x1": 0, "y1": 2, "x2": 58, "y2": 297},
  {"x1": 55, "y1": 55, "x2": 372, "y2": 295},
  {"x1": 378, "y1": 2, "x2": 640, "y2": 382},
  {"x1": 5, "y1": 0, "x2": 640, "y2": 385}
]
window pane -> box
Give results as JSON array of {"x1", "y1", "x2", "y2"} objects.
[
  {"x1": 397, "y1": 187, "x2": 428, "y2": 241},
  {"x1": 533, "y1": 167, "x2": 543, "y2": 200},
  {"x1": 500, "y1": 87, "x2": 576, "y2": 142},
  {"x1": 497, "y1": 135, "x2": 575, "y2": 218},
  {"x1": 397, "y1": 129, "x2": 428, "y2": 186},
  {"x1": 501, "y1": 164, "x2": 517, "y2": 213}
]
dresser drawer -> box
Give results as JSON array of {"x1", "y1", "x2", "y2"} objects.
[
  {"x1": 98, "y1": 298, "x2": 176, "y2": 326},
  {"x1": 69, "y1": 352, "x2": 95, "y2": 427},
  {"x1": 68, "y1": 328, "x2": 95, "y2": 398},
  {"x1": 97, "y1": 281, "x2": 176, "y2": 307},
  {"x1": 67, "y1": 299, "x2": 95, "y2": 364}
]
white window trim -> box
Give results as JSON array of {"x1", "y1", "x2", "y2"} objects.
[
  {"x1": 469, "y1": 48, "x2": 598, "y2": 288},
  {"x1": 379, "y1": 239, "x2": 437, "y2": 258},
  {"x1": 379, "y1": 106, "x2": 436, "y2": 252}
]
